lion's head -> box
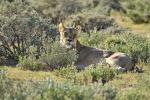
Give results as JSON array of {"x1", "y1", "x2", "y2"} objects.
[{"x1": 59, "y1": 23, "x2": 80, "y2": 49}]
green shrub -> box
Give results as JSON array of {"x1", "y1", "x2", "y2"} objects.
[
  {"x1": 0, "y1": 9, "x2": 57, "y2": 66},
  {"x1": 88, "y1": 66, "x2": 117, "y2": 83},
  {"x1": 103, "y1": 34, "x2": 150, "y2": 63},
  {"x1": 80, "y1": 31, "x2": 150, "y2": 63},
  {"x1": 0, "y1": 69, "x2": 118, "y2": 100},
  {"x1": 19, "y1": 41, "x2": 78, "y2": 71},
  {"x1": 128, "y1": 11, "x2": 145, "y2": 24},
  {"x1": 66, "y1": 15, "x2": 116, "y2": 35},
  {"x1": 0, "y1": 0, "x2": 58, "y2": 64},
  {"x1": 121, "y1": 0, "x2": 150, "y2": 23},
  {"x1": 40, "y1": 41, "x2": 77, "y2": 70},
  {"x1": 51, "y1": 64, "x2": 117, "y2": 85},
  {"x1": 18, "y1": 46, "x2": 44, "y2": 70},
  {"x1": 54, "y1": 66, "x2": 77, "y2": 79},
  {"x1": 28, "y1": 0, "x2": 83, "y2": 24}
]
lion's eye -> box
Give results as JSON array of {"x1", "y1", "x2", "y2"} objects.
[{"x1": 64, "y1": 32, "x2": 67, "y2": 37}]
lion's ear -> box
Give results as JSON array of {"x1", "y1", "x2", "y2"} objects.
[{"x1": 59, "y1": 22, "x2": 65, "y2": 33}]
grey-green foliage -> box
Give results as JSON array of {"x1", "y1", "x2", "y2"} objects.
[
  {"x1": 40, "y1": 41, "x2": 78, "y2": 70},
  {"x1": 18, "y1": 46, "x2": 43, "y2": 70},
  {"x1": 89, "y1": 66, "x2": 117, "y2": 82},
  {"x1": 0, "y1": 0, "x2": 58, "y2": 64},
  {"x1": 0, "y1": 14, "x2": 57, "y2": 64},
  {"x1": 19, "y1": 40, "x2": 78, "y2": 70},
  {"x1": 121, "y1": 0, "x2": 150, "y2": 23},
  {"x1": 53, "y1": 65, "x2": 117, "y2": 86},
  {"x1": 27, "y1": 0, "x2": 125, "y2": 25},
  {"x1": 103, "y1": 33, "x2": 150, "y2": 63},
  {"x1": 53, "y1": 66, "x2": 77, "y2": 80},
  {"x1": 0, "y1": 69, "x2": 117, "y2": 100}
]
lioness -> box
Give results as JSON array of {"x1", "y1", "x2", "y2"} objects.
[
  {"x1": 59, "y1": 23, "x2": 105, "y2": 70},
  {"x1": 58, "y1": 23, "x2": 141, "y2": 72}
]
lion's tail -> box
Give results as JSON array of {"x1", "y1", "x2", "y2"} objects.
[
  {"x1": 131, "y1": 58, "x2": 144, "y2": 73},
  {"x1": 134, "y1": 66, "x2": 144, "y2": 73}
]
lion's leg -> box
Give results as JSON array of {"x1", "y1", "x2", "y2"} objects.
[{"x1": 115, "y1": 66, "x2": 127, "y2": 72}]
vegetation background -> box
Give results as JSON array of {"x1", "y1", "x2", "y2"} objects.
[{"x1": 0, "y1": 0, "x2": 150, "y2": 100}]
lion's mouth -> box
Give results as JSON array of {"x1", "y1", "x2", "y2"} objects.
[
  {"x1": 66, "y1": 45, "x2": 72, "y2": 49},
  {"x1": 65, "y1": 42, "x2": 74, "y2": 49}
]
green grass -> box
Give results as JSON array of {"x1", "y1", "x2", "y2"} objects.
[
  {"x1": 1, "y1": 63, "x2": 150, "y2": 100},
  {"x1": 0, "y1": 66, "x2": 65, "y2": 82}
]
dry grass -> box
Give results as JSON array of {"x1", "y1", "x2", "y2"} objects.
[
  {"x1": 111, "y1": 11, "x2": 150, "y2": 38},
  {"x1": 109, "y1": 73, "x2": 138, "y2": 91},
  {"x1": 1, "y1": 66, "x2": 65, "y2": 82},
  {"x1": 1, "y1": 63, "x2": 150, "y2": 99}
]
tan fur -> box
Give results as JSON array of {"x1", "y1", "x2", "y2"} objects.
[
  {"x1": 58, "y1": 23, "x2": 138, "y2": 71},
  {"x1": 74, "y1": 41, "x2": 104, "y2": 69},
  {"x1": 105, "y1": 52, "x2": 134, "y2": 71}
]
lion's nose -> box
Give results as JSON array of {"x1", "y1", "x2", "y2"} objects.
[{"x1": 68, "y1": 39, "x2": 72, "y2": 42}]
